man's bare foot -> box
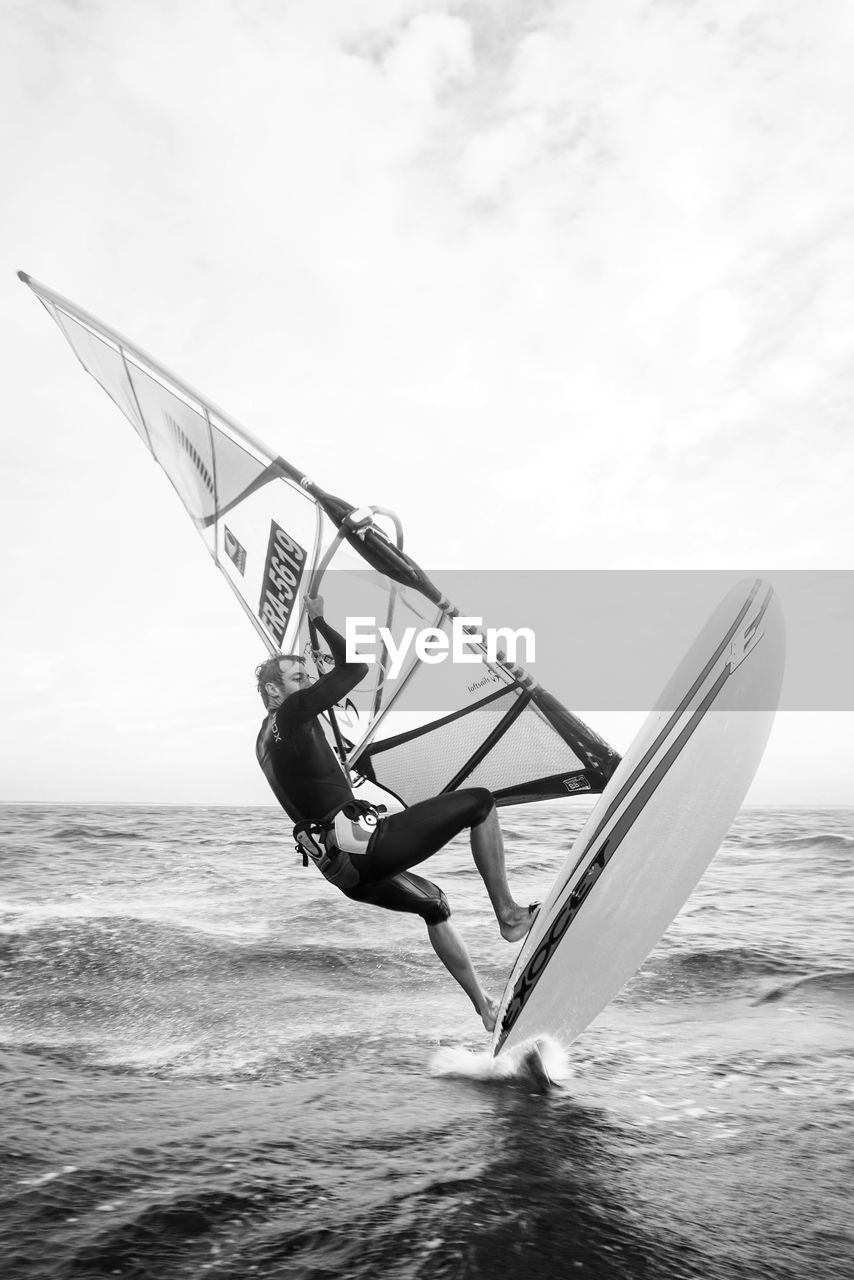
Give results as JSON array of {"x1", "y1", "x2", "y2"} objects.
[
  {"x1": 479, "y1": 995, "x2": 499, "y2": 1033},
  {"x1": 499, "y1": 902, "x2": 540, "y2": 943}
]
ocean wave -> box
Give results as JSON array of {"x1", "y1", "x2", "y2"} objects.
[
  {"x1": 48, "y1": 825, "x2": 149, "y2": 843},
  {"x1": 93, "y1": 1038, "x2": 279, "y2": 1078},
  {"x1": 1, "y1": 911, "x2": 408, "y2": 994},
  {"x1": 777, "y1": 832, "x2": 854, "y2": 853},
  {"x1": 0, "y1": 898, "x2": 273, "y2": 945},
  {"x1": 753, "y1": 969, "x2": 854, "y2": 1007},
  {"x1": 1, "y1": 1023, "x2": 378, "y2": 1082},
  {"x1": 227, "y1": 940, "x2": 408, "y2": 979},
  {"x1": 7, "y1": 1172, "x2": 271, "y2": 1278},
  {"x1": 655, "y1": 945, "x2": 800, "y2": 981},
  {"x1": 624, "y1": 944, "x2": 805, "y2": 1005},
  {"x1": 446, "y1": 852, "x2": 561, "y2": 878},
  {"x1": 41, "y1": 1176, "x2": 367, "y2": 1280},
  {"x1": 725, "y1": 830, "x2": 854, "y2": 857}
]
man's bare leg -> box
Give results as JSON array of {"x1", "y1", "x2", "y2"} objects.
[
  {"x1": 427, "y1": 920, "x2": 498, "y2": 1032},
  {"x1": 470, "y1": 805, "x2": 538, "y2": 943}
]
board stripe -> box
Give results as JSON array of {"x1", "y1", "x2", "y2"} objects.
[{"x1": 552, "y1": 580, "x2": 767, "y2": 902}]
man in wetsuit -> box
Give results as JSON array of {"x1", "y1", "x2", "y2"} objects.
[{"x1": 255, "y1": 596, "x2": 538, "y2": 1032}]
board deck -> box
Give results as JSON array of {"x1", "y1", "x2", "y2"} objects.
[{"x1": 493, "y1": 577, "x2": 785, "y2": 1056}]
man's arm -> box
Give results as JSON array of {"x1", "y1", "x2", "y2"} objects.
[
  {"x1": 312, "y1": 614, "x2": 349, "y2": 666},
  {"x1": 277, "y1": 600, "x2": 368, "y2": 724}
]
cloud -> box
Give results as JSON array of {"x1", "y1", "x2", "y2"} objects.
[{"x1": 381, "y1": 12, "x2": 474, "y2": 108}]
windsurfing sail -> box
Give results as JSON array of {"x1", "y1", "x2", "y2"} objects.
[{"x1": 19, "y1": 270, "x2": 620, "y2": 807}]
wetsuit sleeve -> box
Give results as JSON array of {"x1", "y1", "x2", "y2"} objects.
[
  {"x1": 277, "y1": 619, "x2": 368, "y2": 725},
  {"x1": 313, "y1": 616, "x2": 348, "y2": 665}
]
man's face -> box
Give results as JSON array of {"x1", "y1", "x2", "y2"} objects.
[{"x1": 276, "y1": 655, "x2": 312, "y2": 698}]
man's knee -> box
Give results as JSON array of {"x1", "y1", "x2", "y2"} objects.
[
  {"x1": 422, "y1": 885, "x2": 451, "y2": 925},
  {"x1": 461, "y1": 787, "x2": 495, "y2": 827}
]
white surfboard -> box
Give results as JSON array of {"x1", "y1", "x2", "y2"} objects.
[{"x1": 493, "y1": 577, "x2": 786, "y2": 1057}]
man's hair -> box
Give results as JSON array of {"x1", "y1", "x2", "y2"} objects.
[{"x1": 255, "y1": 654, "x2": 303, "y2": 708}]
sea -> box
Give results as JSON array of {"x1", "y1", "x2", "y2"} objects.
[{"x1": 1, "y1": 803, "x2": 852, "y2": 1280}]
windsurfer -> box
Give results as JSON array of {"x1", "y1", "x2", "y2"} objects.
[{"x1": 255, "y1": 596, "x2": 538, "y2": 1032}]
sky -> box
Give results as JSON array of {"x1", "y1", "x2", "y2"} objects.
[{"x1": 1, "y1": 0, "x2": 853, "y2": 804}]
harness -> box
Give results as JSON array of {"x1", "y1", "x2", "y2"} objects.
[{"x1": 293, "y1": 798, "x2": 385, "y2": 868}]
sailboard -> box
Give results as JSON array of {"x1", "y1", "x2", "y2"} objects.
[
  {"x1": 492, "y1": 577, "x2": 785, "y2": 1057},
  {"x1": 18, "y1": 271, "x2": 619, "y2": 809}
]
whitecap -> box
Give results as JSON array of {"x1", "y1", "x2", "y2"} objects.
[{"x1": 429, "y1": 1035, "x2": 572, "y2": 1091}]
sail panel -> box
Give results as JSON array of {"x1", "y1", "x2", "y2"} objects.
[
  {"x1": 462, "y1": 701, "x2": 590, "y2": 792},
  {"x1": 359, "y1": 691, "x2": 596, "y2": 807},
  {"x1": 363, "y1": 689, "x2": 524, "y2": 805},
  {"x1": 49, "y1": 304, "x2": 149, "y2": 442},
  {"x1": 124, "y1": 358, "x2": 219, "y2": 528},
  {"x1": 218, "y1": 476, "x2": 321, "y2": 654}
]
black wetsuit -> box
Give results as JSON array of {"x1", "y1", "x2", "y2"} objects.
[
  {"x1": 256, "y1": 617, "x2": 496, "y2": 925},
  {"x1": 256, "y1": 617, "x2": 365, "y2": 824}
]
